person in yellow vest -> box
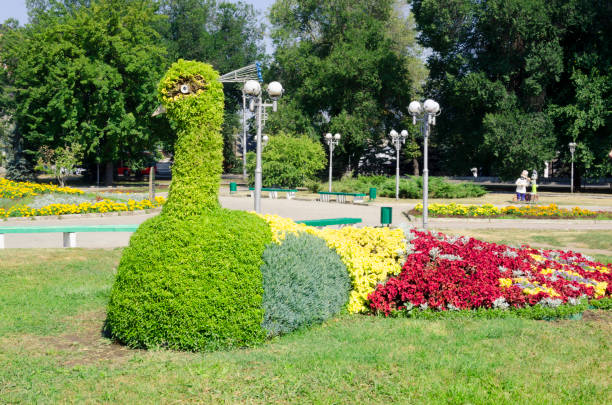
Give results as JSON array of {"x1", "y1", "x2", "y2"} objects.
[{"x1": 530, "y1": 172, "x2": 538, "y2": 202}]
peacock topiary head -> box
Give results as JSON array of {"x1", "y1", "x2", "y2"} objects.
[
  {"x1": 157, "y1": 59, "x2": 224, "y2": 130},
  {"x1": 156, "y1": 60, "x2": 225, "y2": 216}
]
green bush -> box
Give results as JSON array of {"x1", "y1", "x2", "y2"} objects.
[
  {"x1": 261, "y1": 233, "x2": 350, "y2": 336},
  {"x1": 107, "y1": 61, "x2": 272, "y2": 352},
  {"x1": 247, "y1": 132, "x2": 326, "y2": 188},
  {"x1": 331, "y1": 175, "x2": 486, "y2": 198},
  {"x1": 106, "y1": 209, "x2": 272, "y2": 351}
]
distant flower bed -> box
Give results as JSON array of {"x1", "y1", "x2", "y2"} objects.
[
  {"x1": 411, "y1": 203, "x2": 611, "y2": 219},
  {"x1": 369, "y1": 230, "x2": 611, "y2": 316},
  {"x1": 0, "y1": 178, "x2": 83, "y2": 199},
  {"x1": 0, "y1": 197, "x2": 165, "y2": 218}
]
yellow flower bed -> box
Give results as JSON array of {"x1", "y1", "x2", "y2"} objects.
[
  {"x1": 0, "y1": 178, "x2": 83, "y2": 199},
  {"x1": 414, "y1": 203, "x2": 599, "y2": 218},
  {"x1": 0, "y1": 196, "x2": 165, "y2": 218},
  {"x1": 259, "y1": 214, "x2": 406, "y2": 313}
]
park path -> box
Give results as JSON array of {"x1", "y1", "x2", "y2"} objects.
[{"x1": 1, "y1": 196, "x2": 612, "y2": 249}]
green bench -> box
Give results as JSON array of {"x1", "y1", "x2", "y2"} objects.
[
  {"x1": 296, "y1": 217, "x2": 362, "y2": 227},
  {"x1": 248, "y1": 187, "x2": 297, "y2": 199},
  {"x1": 318, "y1": 191, "x2": 367, "y2": 204},
  {"x1": 0, "y1": 225, "x2": 139, "y2": 248}
]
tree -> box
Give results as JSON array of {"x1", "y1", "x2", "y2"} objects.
[
  {"x1": 1, "y1": 0, "x2": 167, "y2": 185},
  {"x1": 266, "y1": 0, "x2": 425, "y2": 175},
  {"x1": 37, "y1": 143, "x2": 84, "y2": 186},
  {"x1": 411, "y1": 0, "x2": 611, "y2": 181},
  {"x1": 246, "y1": 131, "x2": 326, "y2": 188}
]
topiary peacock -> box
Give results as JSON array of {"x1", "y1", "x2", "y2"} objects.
[{"x1": 106, "y1": 60, "x2": 350, "y2": 351}]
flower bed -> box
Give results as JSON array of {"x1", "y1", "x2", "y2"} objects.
[
  {"x1": 259, "y1": 214, "x2": 406, "y2": 313},
  {"x1": 369, "y1": 230, "x2": 611, "y2": 316},
  {"x1": 411, "y1": 203, "x2": 611, "y2": 219},
  {"x1": 0, "y1": 197, "x2": 165, "y2": 218},
  {"x1": 0, "y1": 178, "x2": 83, "y2": 199}
]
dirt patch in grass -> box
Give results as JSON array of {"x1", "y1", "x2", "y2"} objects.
[
  {"x1": 4, "y1": 309, "x2": 137, "y2": 367},
  {"x1": 581, "y1": 310, "x2": 612, "y2": 324}
]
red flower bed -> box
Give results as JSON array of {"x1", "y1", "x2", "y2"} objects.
[{"x1": 369, "y1": 230, "x2": 612, "y2": 315}]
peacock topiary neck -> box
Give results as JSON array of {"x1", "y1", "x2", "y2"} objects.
[
  {"x1": 162, "y1": 120, "x2": 223, "y2": 217},
  {"x1": 156, "y1": 60, "x2": 225, "y2": 218}
]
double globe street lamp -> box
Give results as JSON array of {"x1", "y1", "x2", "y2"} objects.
[
  {"x1": 325, "y1": 133, "x2": 341, "y2": 192},
  {"x1": 243, "y1": 79, "x2": 283, "y2": 213},
  {"x1": 408, "y1": 99, "x2": 441, "y2": 229},
  {"x1": 389, "y1": 129, "x2": 409, "y2": 200}
]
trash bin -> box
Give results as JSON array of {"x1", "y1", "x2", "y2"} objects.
[
  {"x1": 369, "y1": 187, "x2": 377, "y2": 200},
  {"x1": 229, "y1": 182, "x2": 237, "y2": 194},
  {"x1": 380, "y1": 206, "x2": 392, "y2": 226}
]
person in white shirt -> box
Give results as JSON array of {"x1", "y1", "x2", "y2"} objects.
[{"x1": 515, "y1": 170, "x2": 530, "y2": 201}]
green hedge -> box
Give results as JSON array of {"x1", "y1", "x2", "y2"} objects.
[
  {"x1": 329, "y1": 175, "x2": 486, "y2": 198},
  {"x1": 106, "y1": 209, "x2": 272, "y2": 351},
  {"x1": 261, "y1": 233, "x2": 350, "y2": 336}
]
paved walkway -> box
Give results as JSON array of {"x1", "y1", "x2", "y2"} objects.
[{"x1": 2, "y1": 196, "x2": 612, "y2": 248}]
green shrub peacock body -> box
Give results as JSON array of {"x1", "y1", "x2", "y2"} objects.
[{"x1": 106, "y1": 60, "x2": 349, "y2": 352}]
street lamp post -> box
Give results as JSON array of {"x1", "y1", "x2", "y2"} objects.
[
  {"x1": 389, "y1": 129, "x2": 408, "y2": 200},
  {"x1": 408, "y1": 99, "x2": 441, "y2": 229},
  {"x1": 325, "y1": 133, "x2": 341, "y2": 192},
  {"x1": 244, "y1": 79, "x2": 283, "y2": 213},
  {"x1": 569, "y1": 142, "x2": 577, "y2": 194}
]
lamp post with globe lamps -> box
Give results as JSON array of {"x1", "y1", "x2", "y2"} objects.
[
  {"x1": 389, "y1": 129, "x2": 408, "y2": 200},
  {"x1": 569, "y1": 142, "x2": 577, "y2": 193},
  {"x1": 325, "y1": 133, "x2": 341, "y2": 192},
  {"x1": 408, "y1": 99, "x2": 441, "y2": 229},
  {"x1": 243, "y1": 79, "x2": 283, "y2": 213}
]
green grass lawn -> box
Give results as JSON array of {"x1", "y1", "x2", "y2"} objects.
[{"x1": 0, "y1": 249, "x2": 610, "y2": 403}]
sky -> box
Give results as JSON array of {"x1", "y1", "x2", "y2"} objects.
[{"x1": 0, "y1": 0, "x2": 276, "y2": 26}]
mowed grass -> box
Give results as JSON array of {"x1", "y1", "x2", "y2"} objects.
[{"x1": 1, "y1": 249, "x2": 611, "y2": 404}]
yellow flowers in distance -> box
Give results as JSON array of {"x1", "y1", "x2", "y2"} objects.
[
  {"x1": 0, "y1": 177, "x2": 83, "y2": 199},
  {"x1": 414, "y1": 203, "x2": 598, "y2": 218},
  {"x1": 0, "y1": 197, "x2": 166, "y2": 218}
]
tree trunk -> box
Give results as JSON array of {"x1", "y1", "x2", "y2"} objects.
[
  {"x1": 105, "y1": 161, "x2": 113, "y2": 186},
  {"x1": 413, "y1": 158, "x2": 419, "y2": 176}
]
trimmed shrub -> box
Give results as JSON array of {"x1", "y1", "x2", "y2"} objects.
[
  {"x1": 261, "y1": 233, "x2": 350, "y2": 336},
  {"x1": 106, "y1": 209, "x2": 272, "y2": 351},
  {"x1": 331, "y1": 175, "x2": 486, "y2": 198},
  {"x1": 247, "y1": 131, "x2": 326, "y2": 188},
  {"x1": 107, "y1": 61, "x2": 272, "y2": 352}
]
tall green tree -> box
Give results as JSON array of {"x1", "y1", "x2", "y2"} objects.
[
  {"x1": 1, "y1": 0, "x2": 167, "y2": 184},
  {"x1": 266, "y1": 0, "x2": 425, "y2": 175},
  {"x1": 411, "y1": 0, "x2": 611, "y2": 181}
]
